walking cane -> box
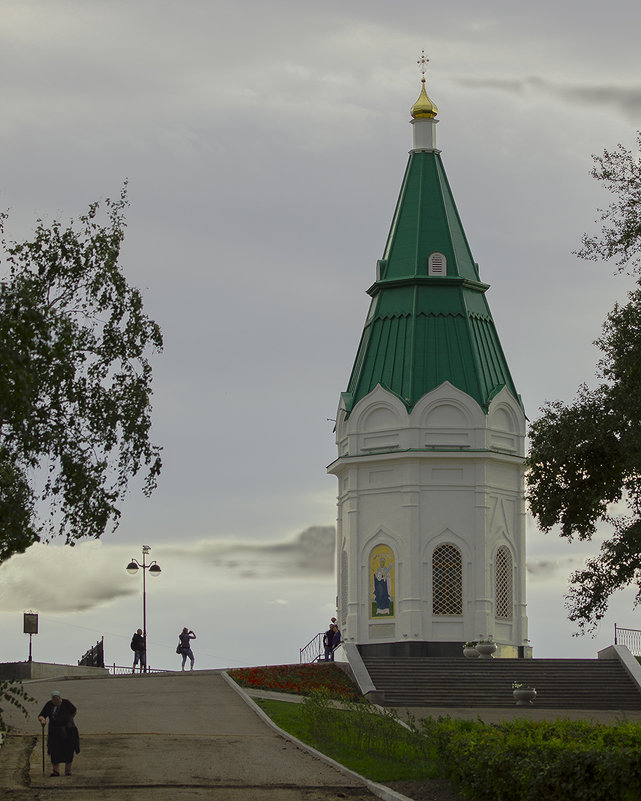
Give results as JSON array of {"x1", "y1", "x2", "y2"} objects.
[{"x1": 41, "y1": 722, "x2": 45, "y2": 775}]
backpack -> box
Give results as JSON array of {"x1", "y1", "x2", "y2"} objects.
[{"x1": 130, "y1": 636, "x2": 137, "y2": 651}]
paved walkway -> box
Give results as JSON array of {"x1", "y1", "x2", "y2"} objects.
[{"x1": 0, "y1": 671, "x2": 403, "y2": 801}]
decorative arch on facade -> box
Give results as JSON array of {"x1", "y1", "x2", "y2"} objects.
[
  {"x1": 361, "y1": 404, "x2": 401, "y2": 433},
  {"x1": 495, "y1": 545, "x2": 513, "y2": 620},
  {"x1": 413, "y1": 381, "x2": 484, "y2": 430},
  {"x1": 489, "y1": 405, "x2": 517, "y2": 433},
  {"x1": 422, "y1": 526, "x2": 471, "y2": 562},
  {"x1": 487, "y1": 386, "x2": 526, "y2": 436},
  {"x1": 368, "y1": 543, "x2": 395, "y2": 619},
  {"x1": 361, "y1": 525, "x2": 402, "y2": 557},
  {"x1": 423, "y1": 402, "x2": 469, "y2": 429},
  {"x1": 349, "y1": 385, "x2": 407, "y2": 434},
  {"x1": 431, "y1": 543, "x2": 463, "y2": 616}
]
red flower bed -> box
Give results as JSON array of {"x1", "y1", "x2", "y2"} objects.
[{"x1": 228, "y1": 663, "x2": 362, "y2": 700}]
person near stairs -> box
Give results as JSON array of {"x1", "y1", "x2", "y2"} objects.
[
  {"x1": 331, "y1": 623, "x2": 342, "y2": 656},
  {"x1": 323, "y1": 624, "x2": 335, "y2": 661},
  {"x1": 178, "y1": 627, "x2": 196, "y2": 671}
]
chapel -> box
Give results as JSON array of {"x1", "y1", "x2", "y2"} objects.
[{"x1": 327, "y1": 56, "x2": 531, "y2": 659}]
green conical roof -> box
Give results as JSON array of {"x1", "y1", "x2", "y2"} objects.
[{"x1": 342, "y1": 147, "x2": 522, "y2": 416}]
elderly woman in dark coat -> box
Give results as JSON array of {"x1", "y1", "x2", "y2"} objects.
[{"x1": 38, "y1": 690, "x2": 80, "y2": 776}]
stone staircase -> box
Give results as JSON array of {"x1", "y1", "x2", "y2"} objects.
[{"x1": 360, "y1": 656, "x2": 641, "y2": 709}]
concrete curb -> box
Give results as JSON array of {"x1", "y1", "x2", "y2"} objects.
[
  {"x1": 221, "y1": 671, "x2": 414, "y2": 801},
  {"x1": 598, "y1": 644, "x2": 641, "y2": 694},
  {"x1": 343, "y1": 644, "x2": 376, "y2": 692}
]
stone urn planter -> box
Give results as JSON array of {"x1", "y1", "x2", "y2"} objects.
[
  {"x1": 463, "y1": 645, "x2": 480, "y2": 659},
  {"x1": 513, "y1": 687, "x2": 537, "y2": 706},
  {"x1": 475, "y1": 641, "x2": 497, "y2": 659}
]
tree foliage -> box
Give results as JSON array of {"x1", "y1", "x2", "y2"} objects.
[
  {"x1": 576, "y1": 130, "x2": 641, "y2": 273},
  {"x1": 0, "y1": 680, "x2": 33, "y2": 734},
  {"x1": 527, "y1": 132, "x2": 641, "y2": 632},
  {"x1": 0, "y1": 188, "x2": 162, "y2": 562}
]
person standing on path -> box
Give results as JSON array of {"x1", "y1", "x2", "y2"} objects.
[
  {"x1": 130, "y1": 628, "x2": 146, "y2": 673},
  {"x1": 37, "y1": 690, "x2": 79, "y2": 777},
  {"x1": 178, "y1": 627, "x2": 196, "y2": 671}
]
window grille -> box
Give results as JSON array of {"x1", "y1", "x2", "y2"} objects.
[
  {"x1": 495, "y1": 546, "x2": 513, "y2": 619},
  {"x1": 432, "y1": 544, "x2": 462, "y2": 615},
  {"x1": 428, "y1": 252, "x2": 446, "y2": 276}
]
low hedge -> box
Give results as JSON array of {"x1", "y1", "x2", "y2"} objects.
[{"x1": 425, "y1": 717, "x2": 641, "y2": 801}]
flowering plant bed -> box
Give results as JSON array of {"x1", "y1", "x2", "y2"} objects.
[{"x1": 227, "y1": 663, "x2": 362, "y2": 700}]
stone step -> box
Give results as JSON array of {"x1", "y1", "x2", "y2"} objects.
[{"x1": 361, "y1": 656, "x2": 641, "y2": 709}]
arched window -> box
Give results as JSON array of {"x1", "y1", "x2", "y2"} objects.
[
  {"x1": 432, "y1": 544, "x2": 462, "y2": 615},
  {"x1": 428, "y1": 252, "x2": 447, "y2": 276},
  {"x1": 495, "y1": 546, "x2": 513, "y2": 620}
]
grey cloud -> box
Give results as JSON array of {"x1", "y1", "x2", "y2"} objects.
[
  {"x1": 452, "y1": 76, "x2": 641, "y2": 122},
  {"x1": 526, "y1": 557, "x2": 581, "y2": 579},
  {"x1": 0, "y1": 527, "x2": 336, "y2": 615},
  {"x1": 0, "y1": 542, "x2": 137, "y2": 613},
  {"x1": 160, "y1": 526, "x2": 336, "y2": 578}
]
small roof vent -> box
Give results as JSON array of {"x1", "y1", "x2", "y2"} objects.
[{"x1": 428, "y1": 252, "x2": 446, "y2": 276}]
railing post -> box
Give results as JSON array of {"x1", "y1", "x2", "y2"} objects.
[{"x1": 611, "y1": 625, "x2": 641, "y2": 655}]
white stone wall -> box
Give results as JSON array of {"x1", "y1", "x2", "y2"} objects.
[{"x1": 328, "y1": 382, "x2": 529, "y2": 654}]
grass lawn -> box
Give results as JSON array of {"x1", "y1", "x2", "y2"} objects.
[{"x1": 255, "y1": 697, "x2": 436, "y2": 783}]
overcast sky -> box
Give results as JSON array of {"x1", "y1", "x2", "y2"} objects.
[{"x1": 1, "y1": 0, "x2": 641, "y2": 671}]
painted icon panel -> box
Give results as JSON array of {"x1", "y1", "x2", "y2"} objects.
[{"x1": 370, "y1": 544, "x2": 395, "y2": 618}]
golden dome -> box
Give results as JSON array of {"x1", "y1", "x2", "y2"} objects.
[{"x1": 411, "y1": 80, "x2": 438, "y2": 119}]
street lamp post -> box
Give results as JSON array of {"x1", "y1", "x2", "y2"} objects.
[{"x1": 126, "y1": 545, "x2": 161, "y2": 672}]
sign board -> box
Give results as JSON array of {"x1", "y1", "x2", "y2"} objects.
[{"x1": 23, "y1": 612, "x2": 38, "y2": 634}]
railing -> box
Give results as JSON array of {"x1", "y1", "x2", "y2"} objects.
[
  {"x1": 79, "y1": 637, "x2": 104, "y2": 668},
  {"x1": 299, "y1": 633, "x2": 344, "y2": 663},
  {"x1": 108, "y1": 664, "x2": 176, "y2": 675},
  {"x1": 614, "y1": 624, "x2": 641, "y2": 655},
  {"x1": 300, "y1": 632, "x2": 324, "y2": 664}
]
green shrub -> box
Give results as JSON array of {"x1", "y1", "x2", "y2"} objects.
[{"x1": 427, "y1": 717, "x2": 641, "y2": 801}]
